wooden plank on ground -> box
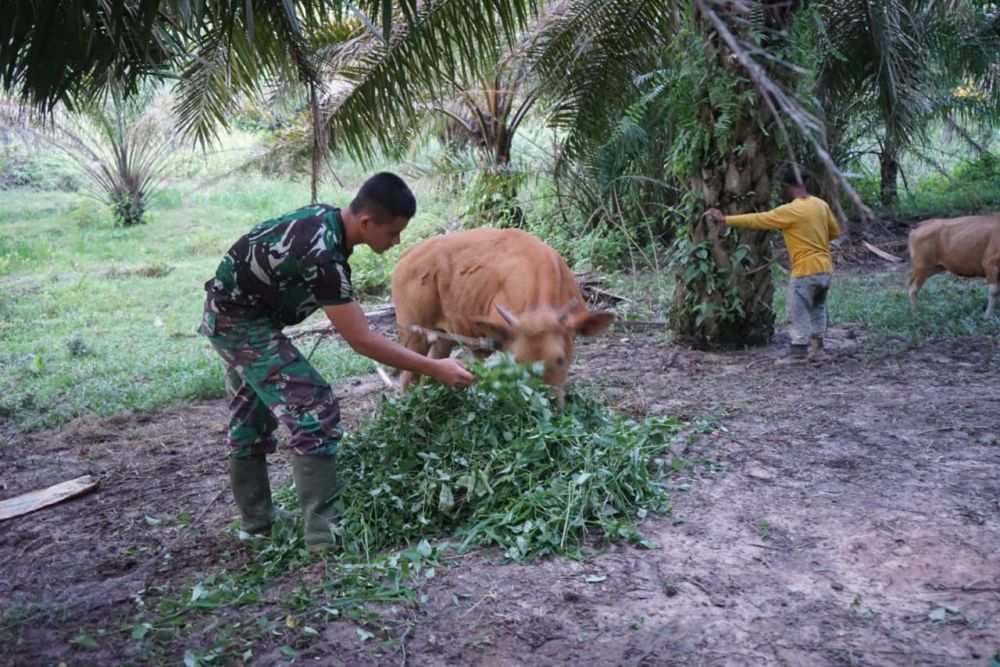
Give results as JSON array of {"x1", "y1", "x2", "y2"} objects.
[{"x1": 0, "y1": 475, "x2": 99, "y2": 521}]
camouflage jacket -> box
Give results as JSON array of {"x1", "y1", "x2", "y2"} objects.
[{"x1": 202, "y1": 205, "x2": 354, "y2": 329}]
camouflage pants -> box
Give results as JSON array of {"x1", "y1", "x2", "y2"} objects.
[
  {"x1": 201, "y1": 309, "x2": 343, "y2": 458},
  {"x1": 787, "y1": 273, "x2": 831, "y2": 345}
]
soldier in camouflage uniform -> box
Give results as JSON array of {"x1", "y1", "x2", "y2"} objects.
[{"x1": 201, "y1": 172, "x2": 475, "y2": 551}]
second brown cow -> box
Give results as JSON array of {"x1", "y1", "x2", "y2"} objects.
[
  {"x1": 907, "y1": 214, "x2": 1000, "y2": 318},
  {"x1": 391, "y1": 228, "x2": 615, "y2": 402}
]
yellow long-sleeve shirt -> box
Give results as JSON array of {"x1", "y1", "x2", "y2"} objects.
[{"x1": 725, "y1": 196, "x2": 841, "y2": 277}]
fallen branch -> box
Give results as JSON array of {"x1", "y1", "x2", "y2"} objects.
[
  {"x1": 862, "y1": 241, "x2": 904, "y2": 263},
  {"x1": 613, "y1": 319, "x2": 668, "y2": 331},
  {"x1": 581, "y1": 285, "x2": 627, "y2": 303},
  {"x1": 374, "y1": 363, "x2": 399, "y2": 392}
]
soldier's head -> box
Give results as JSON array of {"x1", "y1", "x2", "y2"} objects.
[{"x1": 349, "y1": 172, "x2": 416, "y2": 253}]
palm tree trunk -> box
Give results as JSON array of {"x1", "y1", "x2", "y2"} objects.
[
  {"x1": 879, "y1": 146, "x2": 899, "y2": 206},
  {"x1": 669, "y1": 0, "x2": 811, "y2": 349},
  {"x1": 671, "y1": 121, "x2": 777, "y2": 349}
]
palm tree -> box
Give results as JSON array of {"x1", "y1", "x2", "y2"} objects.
[
  {"x1": 663, "y1": 2, "x2": 810, "y2": 347},
  {"x1": 816, "y1": 0, "x2": 1000, "y2": 207},
  {"x1": 411, "y1": 53, "x2": 541, "y2": 226},
  {"x1": 1, "y1": 85, "x2": 182, "y2": 226}
]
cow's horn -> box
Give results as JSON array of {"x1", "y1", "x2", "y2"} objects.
[
  {"x1": 557, "y1": 299, "x2": 578, "y2": 322},
  {"x1": 495, "y1": 304, "x2": 520, "y2": 326}
]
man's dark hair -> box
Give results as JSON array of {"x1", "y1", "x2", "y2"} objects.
[
  {"x1": 348, "y1": 172, "x2": 417, "y2": 221},
  {"x1": 781, "y1": 164, "x2": 810, "y2": 187}
]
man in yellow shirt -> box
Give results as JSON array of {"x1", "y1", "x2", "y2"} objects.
[{"x1": 706, "y1": 165, "x2": 841, "y2": 365}]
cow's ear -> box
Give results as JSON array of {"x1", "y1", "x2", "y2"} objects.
[
  {"x1": 567, "y1": 310, "x2": 614, "y2": 336},
  {"x1": 470, "y1": 317, "x2": 512, "y2": 347}
]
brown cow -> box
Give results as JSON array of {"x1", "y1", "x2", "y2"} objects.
[
  {"x1": 907, "y1": 214, "x2": 1000, "y2": 318},
  {"x1": 391, "y1": 228, "x2": 615, "y2": 402}
]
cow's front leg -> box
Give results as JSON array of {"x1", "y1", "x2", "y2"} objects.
[
  {"x1": 428, "y1": 339, "x2": 456, "y2": 361},
  {"x1": 398, "y1": 326, "x2": 433, "y2": 393}
]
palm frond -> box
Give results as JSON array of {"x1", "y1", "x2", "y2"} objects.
[
  {"x1": 0, "y1": 1, "x2": 179, "y2": 110},
  {"x1": 817, "y1": 0, "x2": 1000, "y2": 150},
  {"x1": 318, "y1": 0, "x2": 540, "y2": 163},
  {"x1": 519, "y1": 0, "x2": 675, "y2": 167}
]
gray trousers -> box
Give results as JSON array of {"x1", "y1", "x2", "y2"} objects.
[{"x1": 788, "y1": 273, "x2": 831, "y2": 345}]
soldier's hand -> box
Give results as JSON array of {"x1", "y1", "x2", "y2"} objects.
[{"x1": 432, "y1": 358, "x2": 476, "y2": 388}]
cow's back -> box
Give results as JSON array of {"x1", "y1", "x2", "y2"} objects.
[
  {"x1": 392, "y1": 228, "x2": 582, "y2": 335},
  {"x1": 910, "y1": 214, "x2": 1000, "y2": 277}
]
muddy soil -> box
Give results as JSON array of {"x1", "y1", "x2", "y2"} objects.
[{"x1": 1, "y1": 327, "x2": 998, "y2": 666}]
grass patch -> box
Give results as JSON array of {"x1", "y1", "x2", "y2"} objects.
[{"x1": 0, "y1": 176, "x2": 460, "y2": 434}]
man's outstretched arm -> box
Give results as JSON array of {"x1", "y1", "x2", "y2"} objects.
[{"x1": 705, "y1": 206, "x2": 793, "y2": 230}]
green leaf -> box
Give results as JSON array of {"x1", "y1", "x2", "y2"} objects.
[
  {"x1": 415, "y1": 539, "x2": 433, "y2": 558},
  {"x1": 71, "y1": 634, "x2": 99, "y2": 650},
  {"x1": 928, "y1": 606, "x2": 947, "y2": 622},
  {"x1": 280, "y1": 645, "x2": 298, "y2": 660},
  {"x1": 356, "y1": 627, "x2": 375, "y2": 642},
  {"x1": 130, "y1": 623, "x2": 152, "y2": 640},
  {"x1": 438, "y1": 483, "x2": 455, "y2": 512}
]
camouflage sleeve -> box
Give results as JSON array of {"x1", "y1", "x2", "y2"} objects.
[{"x1": 309, "y1": 258, "x2": 354, "y2": 305}]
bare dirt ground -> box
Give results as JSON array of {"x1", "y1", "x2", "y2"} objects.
[{"x1": 1, "y1": 325, "x2": 998, "y2": 666}]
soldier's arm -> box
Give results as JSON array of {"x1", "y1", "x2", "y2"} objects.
[{"x1": 322, "y1": 302, "x2": 475, "y2": 387}]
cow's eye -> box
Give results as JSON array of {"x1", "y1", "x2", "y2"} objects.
[{"x1": 556, "y1": 354, "x2": 566, "y2": 367}]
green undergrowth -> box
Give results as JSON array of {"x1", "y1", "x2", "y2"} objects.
[{"x1": 123, "y1": 356, "x2": 703, "y2": 664}]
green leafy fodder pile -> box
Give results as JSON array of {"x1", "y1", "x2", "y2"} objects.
[{"x1": 333, "y1": 355, "x2": 685, "y2": 561}]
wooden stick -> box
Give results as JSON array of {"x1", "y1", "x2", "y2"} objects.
[
  {"x1": 374, "y1": 363, "x2": 399, "y2": 392},
  {"x1": 0, "y1": 475, "x2": 98, "y2": 521},
  {"x1": 862, "y1": 240, "x2": 904, "y2": 263}
]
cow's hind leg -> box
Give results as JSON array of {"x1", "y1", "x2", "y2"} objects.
[
  {"x1": 907, "y1": 266, "x2": 939, "y2": 314},
  {"x1": 984, "y1": 260, "x2": 998, "y2": 319}
]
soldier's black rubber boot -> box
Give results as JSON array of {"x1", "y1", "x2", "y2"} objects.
[
  {"x1": 229, "y1": 454, "x2": 281, "y2": 538},
  {"x1": 291, "y1": 454, "x2": 340, "y2": 553}
]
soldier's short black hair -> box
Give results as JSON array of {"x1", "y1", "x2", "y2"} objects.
[
  {"x1": 781, "y1": 164, "x2": 810, "y2": 187},
  {"x1": 349, "y1": 172, "x2": 417, "y2": 221}
]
